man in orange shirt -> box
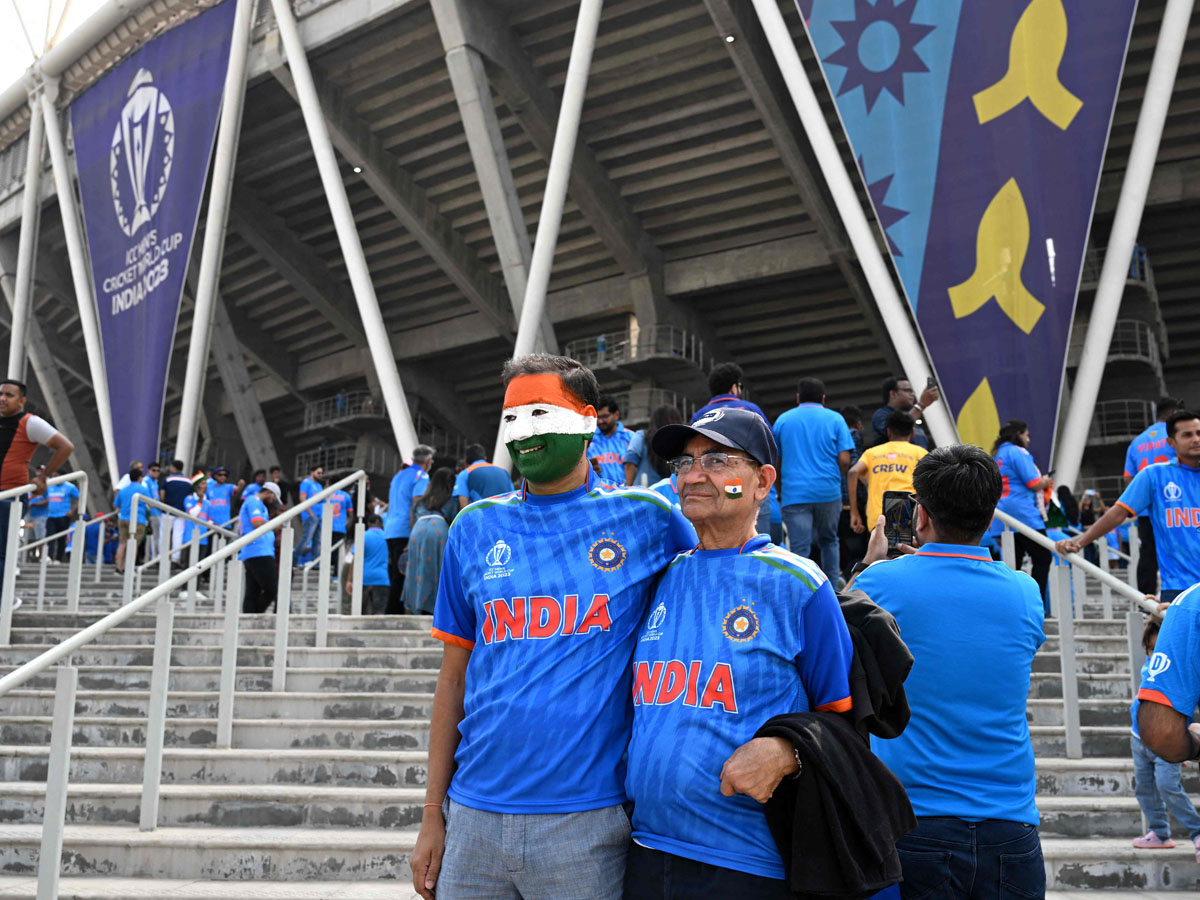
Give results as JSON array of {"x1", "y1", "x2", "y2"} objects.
[{"x1": 848, "y1": 410, "x2": 926, "y2": 535}]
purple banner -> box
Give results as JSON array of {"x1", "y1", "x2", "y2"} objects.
[
  {"x1": 797, "y1": 0, "x2": 1136, "y2": 467},
  {"x1": 70, "y1": 0, "x2": 235, "y2": 469}
]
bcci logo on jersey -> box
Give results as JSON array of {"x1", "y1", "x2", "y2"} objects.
[
  {"x1": 640, "y1": 602, "x2": 667, "y2": 643},
  {"x1": 723, "y1": 603, "x2": 759, "y2": 642},
  {"x1": 110, "y1": 69, "x2": 175, "y2": 238},
  {"x1": 589, "y1": 533, "x2": 627, "y2": 572},
  {"x1": 483, "y1": 539, "x2": 514, "y2": 581}
]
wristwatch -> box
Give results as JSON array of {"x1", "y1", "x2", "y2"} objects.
[{"x1": 849, "y1": 561, "x2": 871, "y2": 578}]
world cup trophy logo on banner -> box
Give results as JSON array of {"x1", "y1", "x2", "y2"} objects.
[{"x1": 110, "y1": 68, "x2": 175, "y2": 237}]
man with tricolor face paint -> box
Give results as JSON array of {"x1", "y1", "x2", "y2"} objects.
[{"x1": 413, "y1": 354, "x2": 696, "y2": 900}]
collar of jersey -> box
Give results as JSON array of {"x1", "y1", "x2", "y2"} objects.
[
  {"x1": 1174, "y1": 459, "x2": 1200, "y2": 472},
  {"x1": 519, "y1": 467, "x2": 598, "y2": 504},
  {"x1": 692, "y1": 533, "x2": 772, "y2": 557},
  {"x1": 914, "y1": 542, "x2": 992, "y2": 561}
]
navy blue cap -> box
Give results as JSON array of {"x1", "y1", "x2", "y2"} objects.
[{"x1": 652, "y1": 407, "x2": 778, "y2": 467}]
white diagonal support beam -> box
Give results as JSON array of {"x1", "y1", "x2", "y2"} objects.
[{"x1": 265, "y1": 43, "x2": 515, "y2": 340}]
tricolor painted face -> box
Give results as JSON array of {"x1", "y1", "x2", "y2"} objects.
[{"x1": 502, "y1": 374, "x2": 597, "y2": 484}]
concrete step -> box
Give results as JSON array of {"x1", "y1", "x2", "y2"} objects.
[
  {"x1": 1035, "y1": 652, "x2": 1132, "y2": 675},
  {"x1": 1039, "y1": 795, "x2": 1200, "y2": 839},
  {"x1": 0, "y1": 875, "x2": 420, "y2": 899},
  {"x1": 1045, "y1": 619, "x2": 1139, "y2": 636},
  {"x1": 1032, "y1": 726, "x2": 1134, "y2": 757},
  {"x1": 1043, "y1": 837, "x2": 1200, "y2": 890},
  {"x1": 12, "y1": 613, "x2": 429, "y2": 632},
  {"x1": 0, "y1": 715, "x2": 429, "y2": 750},
  {"x1": 0, "y1": 782, "x2": 425, "y2": 830},
  {"x1": 1027, "y1": 699, "x2": 1130, "y2": 727},
  {"x1": 1037, "y1": 757, "x2": 1200, "y2": 796},
  {"x1": 5, "y1": 627, "x2": 440, "y2": 649},
  {"x1": 0, "y1": 645, "x2": 444, "y2": 670},
  {"x1": 1042, "y1": 636, "x2": 1135, "y2": 654},
  {"x1": 0, "y1": 665, "x2": 439, "y2": 694},
  {"x1": 1032, "y1": 672, "x2": 1133, "y2": 700},
  {"x1": 1, "y1": 690, "x2": 435, "y2": 721},
  {"x1": 0, "y1": 823, "x2": 415, "y2": 880},
  {"x1": 0, "y1": 746, "x2": 427, "y2": 787}
]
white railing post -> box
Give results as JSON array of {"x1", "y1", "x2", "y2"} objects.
[
  {"x1": 1056, "y1": 565, "x2": 1082, "y2": 759},
  {"x1": 94, "y1": 526, "x2": 103, "y2": 584},
  {"x1": 36, "y1": 552, "x2": 47, "y2": 612},
  {"x1": 1128, "y1": 609, "x2": 1147, "y2": 698},
  {"x1": 211, "y1": 537, "x2": 224, "y2": 614},
  {"x1": 139, "y1": 596, "x2": 173, "y2": 831},
  {"x1": 123, "y1": 541, "x2": 137, "y2": 605},
  {"x1": 159, "y1": 512, "x2": 172, "y2": 597},
  {"x1": 216, "y1": 559, "x2": 241, "y2": 749},
  {"x1": 0, "y1": 499, "x2": 24, "y2": 643},
  {"x1": 1000, "y1": 529, "x2": 1016, "y2": 571},
  {"x1": 316, "y1": 501, "x2": 333, "y2": 648},
  {"x1": 1128, "y1": 524, "x2": 1140, "y2": 592},
  {"x1": 273, "y1": 527, "x2": 294, "y2": 692},
  {"x1": 36, "y1": 662, "x2": 77, "y2": 900},
  {"x1": 66, "y1": 519, "x2": 84, "y2": 613},
  {"x1": 351, "y1": 476, "x2": 366, "y2": 617},
  {"x1": 185, "y1": 532, "x2": 200, "y2": 611},
  {"x1": 1101, "y1": 580, "x2": 1113, "y2": 620}
]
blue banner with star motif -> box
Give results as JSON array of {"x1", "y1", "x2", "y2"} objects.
[{"x1": 795, "y1": 0, "x2": 1136, "y2": 467}]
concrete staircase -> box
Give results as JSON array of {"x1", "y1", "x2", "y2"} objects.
[{"x1": 1, "y1": 566, "x2": 1198, "y2": 894}]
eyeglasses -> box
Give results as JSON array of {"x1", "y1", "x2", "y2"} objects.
[{"x1": 669, "y1": 452, "x2": 756, "y2": 474}]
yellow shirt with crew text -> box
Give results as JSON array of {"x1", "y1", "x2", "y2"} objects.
[{"x1": 858, "y1": 441, "x2": 927, "y2": 523}]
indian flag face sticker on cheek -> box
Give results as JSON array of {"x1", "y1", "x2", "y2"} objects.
[
  {"x1": 501, "y1": 374, "x2": 597, "y2": 444},
  {"x1": 724, "y1": 478, "x2": 743, "y2": 498}
]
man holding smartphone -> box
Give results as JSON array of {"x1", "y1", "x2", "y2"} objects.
[{"x1": 847, "y1": 410, "x2": 926, "y2": 536}]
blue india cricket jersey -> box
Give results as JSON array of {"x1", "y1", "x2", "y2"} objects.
[
  {"x1": 327, "y1": 489, "x2": 353, "y2": 533},
  {"x1": 588, "y1": 422, "x2": 633, "y2": 484},
  {"x1": 626, "y1": 535, "x2": 853, "y2": 879},
  {"x1": 432, "y1": 469, "x2": 697, "y2": 814},
  {"x1": 993, "y1": 442, "x2": 1044, "y2": 531},
  {"x1": 1117, "y1": 461, "x2": 1200, "y2": 591},
  {"x1": 238, "y1": 496, "x2": 274, "y2": 561},
  {"x1": 206, "y1": 482, "x2": 235, "y2": 524},
  {"x1": 1138, "y1": 582, "x2": 1200, "y2": 718}
]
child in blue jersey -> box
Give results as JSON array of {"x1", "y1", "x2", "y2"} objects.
[
  {"x1": 412, "y1": 356, "x2": 696, "y2": 900},
  {"x1": 1059, "y1": 411, "x2": 1200, "y2": 602},
  {"x1": 991, "y1": 419, "x2": 1053, "y2": 604},
  {"x1": 624, "y1": 408, "x2": 853, "y2": 899}
]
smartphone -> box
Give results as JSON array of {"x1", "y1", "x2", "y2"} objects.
[
  {"x1": 882, "y1": 490, "x2": 916, "y2": 552},
  {"x1": 926, "y1": 375, "x2": 938, "y2": 391}
]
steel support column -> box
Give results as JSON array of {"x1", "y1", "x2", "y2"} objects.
[
  {"x1": 39, "y1": 79, "x2": 120, "y2": 480},
  {"x1": 8, "y1": 89, "x2": 43, "y2": 380},
  {"x1": 266, "y1": 0, "x2": 419, "y2": 457},
  {"x1": 175, "y1": 0, "x2": 256, "y2": 469}
]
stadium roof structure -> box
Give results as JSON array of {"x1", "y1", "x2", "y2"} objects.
[{"x1": 0, "y1": 0, "x2": 1196, "y2": 480}]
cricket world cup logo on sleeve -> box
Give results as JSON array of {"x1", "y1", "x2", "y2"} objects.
[
  {"x1": 1146, "y1": 652, "x2": 1172, "y2": 683},
  {"x1": 111, "y1": 69, "x2": 174, "y2": 238}
]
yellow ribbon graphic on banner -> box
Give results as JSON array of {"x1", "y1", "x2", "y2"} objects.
[
  {"x1": 957, "y1": 378, "x2": 1002, "y2": 451},
  {"x1": 972, "y1": 0, "x2": 1082, "y2": 130},
  {"x1": 947, "y1": 178, "x2": 1045, "y2": 334}
]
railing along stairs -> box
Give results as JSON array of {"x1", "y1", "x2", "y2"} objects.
[{"x1": 0, "y1": 470, "x2": 370, "y2": 899}]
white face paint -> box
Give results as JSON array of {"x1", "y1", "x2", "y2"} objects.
[{"x1": 501, "y1": 403, "x2": 597, "y2": 444}]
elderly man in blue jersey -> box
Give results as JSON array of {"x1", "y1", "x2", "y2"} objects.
[
  {"x1": 588, "y1": 393, "x2": 632, "y2": 484},
  {"x1": 624, "y1": 407, "x2": 853, "y2": 899},
  {"x1": 851, "y1": 444, "x2": 1046, "y2": 899},
  {"x1": 1123, "y1": 397, "x2": 1183, "y2": 595},
  {"x1": 412, "y1": 355, "x2": 695, "y2": 900},
  {"x1": 1058, "y1": 410, "x2": 1200, "y2": 603}
]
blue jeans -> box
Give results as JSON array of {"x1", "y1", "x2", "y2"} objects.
[
  {"x1": 782, "y1": 500, "x2": 842, "y2": 581},
  {"x1": 1132, "y1": 734, "x2": 1200, "y2": 840},
  {"x1": 298, "y1": 515, "x2": 321, "y2": 560},
  {"x1": 438, "y1": 797, "x2": 630, "y2": 899},
  {"x1": 896, "y1": 817, "x2": 1044, "y2": 899},
  {"x1": 623, "y1": 842, "x2": 789, "y2": 900}
]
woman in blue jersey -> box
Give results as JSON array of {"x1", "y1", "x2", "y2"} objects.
[
  {"x1": 401, "y1": 467, "x2": 457, "y2": 615},
  {"x1": 992, "y1": 420, "x2": 1053, "y2": 605}
]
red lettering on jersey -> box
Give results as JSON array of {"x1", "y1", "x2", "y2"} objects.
[
  {"x1": 655, "y1": 660, "x2": 687, "y2": 705},
  {"x1": 575, "y1": 594, "x2": 612, "y2": 634},
  {"x1": 700, "y1": 663, "x2": 738, "y2": 713},
  {"x1": 482, "y1": 601, "x2": 496, "y2": 644},
  {"x1": 632, "y1": 661, "x2": 663, "y2": 705},
  {"x1": 528, "y1": 596, "x2": 561, "y2": 638},
  {"x1": 493, "y1": 597, "x2": 526, "y2": 641},
  {"x1": 561, "y1": 594, "x2": 578, "y2": 635},
  {"x1": 684, "y1": 660, "x2": 702, "y2": 707}
]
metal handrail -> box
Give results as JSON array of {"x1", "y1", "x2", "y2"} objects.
[
  {"x1": 129, "y1": 494, "x2": 239, "y2": 540},
  {"x1": 134, "y1": 515, "x2": 238, "y2": 575},
  {"x1": 1063, "y1": 524, "x2": 1135, "y2": 565}
]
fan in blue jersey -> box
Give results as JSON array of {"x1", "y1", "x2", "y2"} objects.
[
  {"x1": 1123, "y1": 397, "x2": 1184, "y2": 595},
  {"x1": 587, "y1": 393, "x2": 633, "y2": 484},
  {"x1": 452, "y1": 444, "x2": 514, "y2": 510},
  {"x1": 205, "y1": 468, "x2": 236, "y2": 529},
  {"x1": 325, "y1": 487, "x2": 354, "y2": 579},
  {"x1": 1137, "y1": 584, "x2": 1200, "y2": 768},
  {"x1": 691, "y1": 362, "x2": 768, "y2": 424},
  {"x1": 239, "y1": 481, "x2": 281, "y2": 613},
  {"x1": 1059, "y1": 410, "x2": 1200, "y2": 602},
  {"x1": 991, "y1": 420, "x2": 1053, "y2": 604},
  {"x1": 412, "y1": 356, "x2": 697, "y2": 900},
  {"x1": 624, "y1": 407, "x2": 854, "y2": 898},
  {"x1": 297, "y1": 464, "x2": 325, "y2": 563},
  {"x1": 239, "y1": 469, "x2": 267, "y2": 505},
  {"x1": 385, "y1": 446, "x2": 434, "y2": 613}
]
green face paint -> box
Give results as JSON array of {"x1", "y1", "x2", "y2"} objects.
[{"x1": 507, "y1": 433, "x2": 587, "y2": 485}]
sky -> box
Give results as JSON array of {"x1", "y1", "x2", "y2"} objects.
[{"x1": 0, "y1": 0, "x2": 109, "y2": 94}]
